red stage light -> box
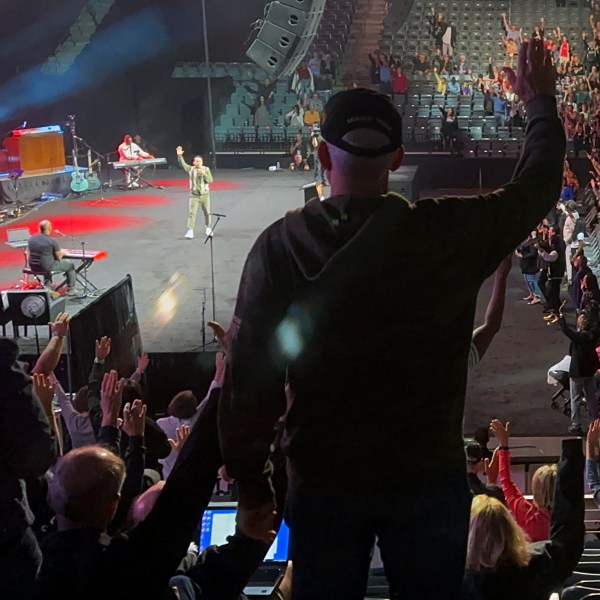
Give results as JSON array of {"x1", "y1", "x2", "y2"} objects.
[{"x1": 71, "y1": 194, "x2": 176, "y2": 208}]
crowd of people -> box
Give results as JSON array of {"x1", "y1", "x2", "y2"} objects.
[{"x1": 7, "y1": 28, "x2": 600, "y2": 600}]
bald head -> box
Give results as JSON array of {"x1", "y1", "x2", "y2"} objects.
[
  {"x1": 47, "y1": 446, "x2": 126, "y2": 530},
  {"x1": 318, "y1": 134, "x2": 404, "y2": 197},
  {"x1": 39, "y1": 220, "x2": 51, "y2": 234}
]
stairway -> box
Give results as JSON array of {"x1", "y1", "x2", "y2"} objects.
[
  {"x1": 340, "y1": 0, "x2": 389, "y2": 87},
  {"x1": 41, "y1": 0, "x2": 116, "y2": 75}
]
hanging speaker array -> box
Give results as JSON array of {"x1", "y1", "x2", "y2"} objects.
[{"x1": 246, "y1": 0, "x2": 326, "y2": 79}]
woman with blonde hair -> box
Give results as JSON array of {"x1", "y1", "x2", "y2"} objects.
[
  {"x1": 490, "y1": 419, "x2": 557, "y2": 542},
  {"x1": 463, "y1": 439, "x2": 584, "y2": 599}
]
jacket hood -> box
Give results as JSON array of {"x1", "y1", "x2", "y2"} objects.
[{"x1": 281, "y1": 193, "x2": 411, "y2": 284}]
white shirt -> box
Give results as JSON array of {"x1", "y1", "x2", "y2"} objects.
[
  {"x1": 442, "y1": 25, "x2": 452, "y2": 45},
  {"x1": 118, "y1": 142, "x2": 150, "y2": 161}
]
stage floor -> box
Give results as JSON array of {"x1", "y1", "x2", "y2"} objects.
[{"x1": 0, "y1": 169, "x2": 572, "y2": 437}]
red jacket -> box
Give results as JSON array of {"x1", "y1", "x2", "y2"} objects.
[{"x1": 499, "y1": 449, "x2": 551, "y2": 542}]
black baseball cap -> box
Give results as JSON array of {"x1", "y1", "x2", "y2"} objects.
[{"x1": 321, "y1": 88, "x2": 403, "y2": 158}]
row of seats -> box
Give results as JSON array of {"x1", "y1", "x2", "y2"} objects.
[{"x1": 213, "y1": 126, "x2": 315, "y2": 152}]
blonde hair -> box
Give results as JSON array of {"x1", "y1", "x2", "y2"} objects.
[
  {"x1": 466, "y1": 495, "x2": 532, "y2": 571},
  {"x1": 531, "y1": 464, "x2": 558, "y2": 511}
]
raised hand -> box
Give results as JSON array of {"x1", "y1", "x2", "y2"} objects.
[
  {"x1": 168, "y1": 424, "x2": 191, "y2": 453},
  {"x1": 208, "y1": 321, "x2": 230, "y2": 353},
  {"x1": 484, "y1": 447, "x2": 500, "y2": 484},
  {"x1": 176, "y1": 146, "x2": 184, "y2": 156},
  {"x1": 490, "y1": 419, "x2": 510, "y2": 447},
  {"x1": 33, "y1": 373, "x2": 56, "y2": 415},
  {"x1": 95, "y1": 336, "x2": 112, "y2": 361},
  {"x1": 503, "y1": 39, "x2": 556, "y2": 104},
  {"x1": 100, "y1": 370, "x2": 124, "y2": 427},
  {"x1": 137, "y1": 352, "x2": 150, "y2": 374},
  {"x1": 122, "y1": 399, "x2": 147, "y2": 437},
  {"x1": 50, "y1": 312, "x2": 70, "y2": 337}
]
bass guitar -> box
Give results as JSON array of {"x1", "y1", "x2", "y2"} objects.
[
  {"x1": 86, "y1": 149, "x2": 101, "y2": 190},
  {"x1": 67, "y1": 115, "x2": 89, "y2": 193}
]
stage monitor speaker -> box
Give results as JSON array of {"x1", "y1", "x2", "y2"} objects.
[
  {"x1": 246, "y1": 0, "x2": 326, "y2": 79},
  {"x1": 6, "y1": 289, "x2": 66, "y2": 327},
  {"x1": 388, "y1": 166, "x2": 420, "y2": 202}
]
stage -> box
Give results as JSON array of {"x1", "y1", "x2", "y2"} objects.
[{"x1": 0, "y1": 168, "x2": 575, "y2": 437}]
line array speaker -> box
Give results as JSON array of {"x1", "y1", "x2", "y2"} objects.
[{"x1": 246, "y1": 0, "x2": 326, "y2": 79}]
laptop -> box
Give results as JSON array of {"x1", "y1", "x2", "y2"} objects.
[
  {"x1": 5, "y1": 227, "x2": 30, "y2": 248},
  {"x1": 199, "y1": 502, "x2": 290, "y2": 596}
]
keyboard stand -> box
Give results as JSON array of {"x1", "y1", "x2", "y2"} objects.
[{"x1": 55, "y1": 258, "x2": 100, "y2": 294}]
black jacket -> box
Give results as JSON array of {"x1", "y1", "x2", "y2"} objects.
[
  {"x1": 560, "y1": 318, "x2": 600, "y2": 378},
  {"x1": 517, "y1": 238, "x2": 540, "y2": 275},
  {"x1": 219, "y1": 96, "x2": 566, "y2": 508},
  {"x1": 462, "y1": 439, "x2": 584, "y2": 600},
  {"x1": 547, "y1": 235, "x2": 567, "y2": 278},
  {"x1": 0, "y1": 338, "x2": 57, "y2": 543}
]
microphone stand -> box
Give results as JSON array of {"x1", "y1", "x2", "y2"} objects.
[
  {"x1": 55, "y1": 231, "x2": 94, "y2": 298},
  {"x1": 75, "y1": 135, "x2": 115, "y2": 205},
  {"x1": 203, "y1": 214, "x2": 226, "y2": 330}
]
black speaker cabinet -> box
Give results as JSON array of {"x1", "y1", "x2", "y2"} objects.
[{"x1": 7, "y1": 290, "x2": 66, "y2": 327}]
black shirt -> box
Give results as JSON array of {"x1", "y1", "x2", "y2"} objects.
[{"x1": 28, "y1": 233, "x2": 59, "y2": 272}]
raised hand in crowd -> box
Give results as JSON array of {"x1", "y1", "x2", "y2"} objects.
[
  {"x1": 32, "y1": 372, "x2": 56, "y2": 417},
  {"x1": 168, "y1": 424, "x2": 191, "y2": 453},
  {"x1": 100, "y1": 370, "x2": 124, "y2": 428},
  {"x1": 50, "y1": 312, "x2": 70, "y2": 337},
  {"x1": 95, "y1": 336, "x2": 112, "y2": 361},
  {"x1": 122, "y1": 399, "x2": 147, "y2": 438},
  {"x1": 490, "y1": 418, "x2": 511, "y2": 447},
  {"x1": 136, "y1": 352, "x2": 150, "y2": 376},
  {"x1": 208, "y1": 321, "x2": 230, "y2": 353},
  {"x1": 484, "y1": 447, "x2": 500, "y2": 484},
  {"x1": 503, "y1": 38, "x2": 556, "y2": 104}
]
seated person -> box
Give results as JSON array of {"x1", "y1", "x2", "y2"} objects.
[
  {"x1": 27, "y1": 220, "x2": 77, "y2": 295},
  {"x1": 117, "y1": 134, "x2": 154, "y2": 188},
  {"x1": 288, "y1": 133, "x2": 310, "y2": 171}
]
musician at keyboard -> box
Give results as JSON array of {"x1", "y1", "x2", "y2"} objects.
[
  {"x1": 27, "y1": 220, "x2": 78, "y2": 295},
  {"x1": 118, "y1": 133, "x2": 154, "y2": 189}
]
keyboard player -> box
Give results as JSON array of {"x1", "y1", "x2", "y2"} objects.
[
  {"x1": 28, "y1": 220, "x2": 77, "y2": 295},
  {"x1": 117, "y1": 134, "x2": 154, "y2": 189}
]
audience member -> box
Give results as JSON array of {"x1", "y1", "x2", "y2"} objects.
[
  {"x1": 464, "y1": 440, "x2": 505, "y2": 503},
  {"x1": 516, "y1": 231, "x2": 544, "y2": 305},
  {"x1": 558, "y1": 309, "x2": 600, "y2": 435},
  {"x1": 0, "y1": 338, "x2": 58, "y2": 600},
  {"x1": 490, "y1": 419, "x2": 556, "y2": 542},
  {"x1": 463, "y1": 439, "x2": 584, "y2": 600},
  {"x1": 217, "y1": 41, "x2": 564, "y2": 598},
  {"x1": 157, "y1": 352, "x2": 226, "y2": 478}
]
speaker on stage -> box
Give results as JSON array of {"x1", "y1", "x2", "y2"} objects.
[
  {"x1": 7, "y1": 289, "x2": 66, "y2": 328},
  {"x1": 246, "y1": 0, "x2": 326, "y2": 79}
]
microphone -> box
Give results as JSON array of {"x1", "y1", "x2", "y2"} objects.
[
  {"x1": 18, "y1": 120, "x2": 27, "y2": 129},
  {"x1": 54, "y1": 229, "x2": 66, "y2": 237},
  {"x1": 212, "y1": 213, "x2": 227, "y2": 218}
]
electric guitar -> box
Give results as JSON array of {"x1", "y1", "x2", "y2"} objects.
[
  {"x1": 86, "y1": 149, "x2": 101, "y2": 190},
  {"x1": 67, "y1": 116, "x2": 89, "y2": 193}
]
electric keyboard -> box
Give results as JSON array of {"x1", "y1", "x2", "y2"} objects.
[
  {"x1": 11, "y1": 125, "x2": 63, "y2": 137},
  {"x1": 63, "y1": 249, "x2": 108, "y2": 261},
  {"x1": 110, "y1": 158, "x2": 166, "y2": 169}
]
